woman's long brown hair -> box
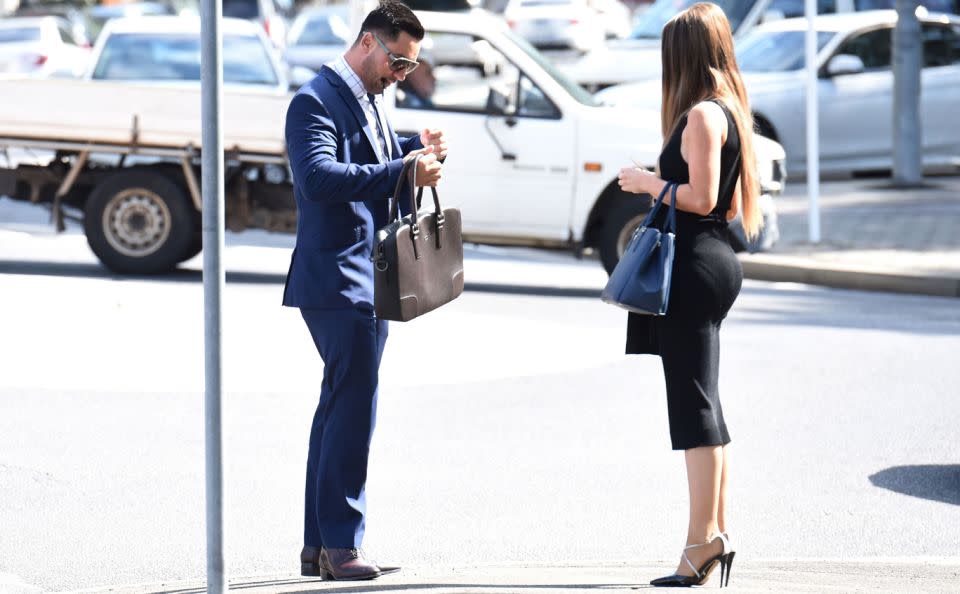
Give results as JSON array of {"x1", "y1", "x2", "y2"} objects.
[{"x1": 661, "y1": 2, "x2": 761, "y2": 238}]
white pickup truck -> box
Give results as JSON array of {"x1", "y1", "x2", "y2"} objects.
[{"x1": 0, "y1": 10, "x2": 785, "y2": 275}]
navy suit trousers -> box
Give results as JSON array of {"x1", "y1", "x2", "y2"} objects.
[{"x1": 300, "y1": 307, "x2": 388, "y2": 548}]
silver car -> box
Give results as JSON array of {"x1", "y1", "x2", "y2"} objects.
[
  {"x1": 596, "y1": 10, "x2": 960, "y2": 177},
  {"x1": 736, "y1": 10, "x2": 960, "y2": 177}
]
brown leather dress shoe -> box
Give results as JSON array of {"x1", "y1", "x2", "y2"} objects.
[
  {"x1": 300, "y1": 545, "x2": 400, "y2": 578},
  {"x1": 318, "y1": 547, "x2": 381, "y2": 581}
]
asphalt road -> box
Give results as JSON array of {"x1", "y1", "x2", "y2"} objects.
[{"x1": 1, "y1": 209, "x2": 958, "y2": 592}]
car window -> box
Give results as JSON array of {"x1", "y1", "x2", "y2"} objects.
[
  {"x1": 922, "y1": 23, "x2": 960, "y2": 66},
  {"x1": 854, "y1": 0, "x2": 959, "y2": 13},
  {"x1": 517, "y1": 73, "x2": 560, "y2": 117},
  {"x1": 0, "y1": 27, "x2": 42, "y2": 43},
  {"x1": 630, "y1": 0, "x2": 757, "y2": 39},
  {"x1": 765, "y1": 0, "x2": 836, "y2": 18},
  {"x1": 834, "y1": 27, "x2": 891, "y2": 70},
  {"x1": 92, "y1": 33, "x2": 279, "y2": 86},
  {"x1": 291, "y1": 14, "x2": 351, "y2": 46},
  {"x1": 396, "y1": 32, "x2": 520, "y2": 113},
  {"x1": 736, "y1": 29, "x2": 835, "y2": 71},
  {"x1": 57, "y1": 24, "x2": 78, "y2": 46},
  {"x1": 223, "y1": 0, "x2": 262, "y2": 19}
]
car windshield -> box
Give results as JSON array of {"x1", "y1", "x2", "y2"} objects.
[
  {"x1": 223, "y1": 0, "x2": 260, "y2": 19},
  {"x1": 736, "y1": 29, "x2": 835, "y2": 71},
  {"x1": 630, "y1": 0, "x2": 757, "y2": 39},
  {"x1": 502, "y1": 28, "x2": 599, "y2": 106},
  {"x1": 290, "y1": 13, "x2": 351, "y2": 46},
  {"x1": 92, "y1": 32, "x2": 279, "y2": 86},
  {"x1": 0, "y1": 27, "x2": 42, "y2": 43}
]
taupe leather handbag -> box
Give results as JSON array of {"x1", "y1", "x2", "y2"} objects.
[{"x1": 372, "y1": 155, "x2": 464, "y2": 322}]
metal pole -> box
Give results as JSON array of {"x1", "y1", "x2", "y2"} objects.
[
  {"x1": 804, "y1": 0, "x2": 821, "y2": 243},
  {"x1": 893, "y1": 0, "x2": 922, "y2": 186},
  {"x1": 200, "y1": 0, "x2": 226, "y2": 591}
]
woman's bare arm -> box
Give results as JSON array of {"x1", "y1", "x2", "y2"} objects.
[{"x1": 618, "y1": 101, "x2": 727, "y2": 216}]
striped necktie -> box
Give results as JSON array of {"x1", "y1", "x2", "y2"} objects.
[{"x1": 367, "y1": 93, "x2": 390, "y2": 160}]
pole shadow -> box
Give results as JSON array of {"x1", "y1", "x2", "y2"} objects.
[{"x1": 869, "y1": 465, "x2": 960, "y2": 505}]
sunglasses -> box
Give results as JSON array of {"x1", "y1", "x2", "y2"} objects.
[{"x1": 370, "y1": 33, "x2": 420, "y2": 75}]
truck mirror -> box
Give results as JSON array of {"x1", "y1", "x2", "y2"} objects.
[{"x1": 485, "y1": 86, "x2": 514, "y2": 116}]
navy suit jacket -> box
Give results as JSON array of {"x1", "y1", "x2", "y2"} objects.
[{"x1": 282, "y1": 65, "x2": 423, "y2": 310}]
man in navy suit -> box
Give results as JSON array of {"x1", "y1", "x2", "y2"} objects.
[{"x1": 283, "y1": 0, "x2": 447, "y2": 581}]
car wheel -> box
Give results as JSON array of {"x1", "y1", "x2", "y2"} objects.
[
  {"x1": 599, "y1": 193, "x2": 651, "y2": 275},
  {"x1": 84, "y1": 170, "x2": 196, "y2": 274}
]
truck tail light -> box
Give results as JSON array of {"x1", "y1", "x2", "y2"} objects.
[{"x1": 33, "y1": 54, "x2": 48, "y2": 66}]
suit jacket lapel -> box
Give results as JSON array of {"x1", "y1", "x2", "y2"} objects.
[{"x1": 321, "y1": 66, "x2": 383, "y2": 163}]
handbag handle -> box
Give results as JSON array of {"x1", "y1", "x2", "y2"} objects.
[
  {"x1": 389, "y1": 154, "x2": 443, "y2": 223},
  {"x1": 639, "y1": 182, "x2": 678, "y2": 233},
  {"x1": 388, "y1": 154, "x2": 446, "y2": 259}
]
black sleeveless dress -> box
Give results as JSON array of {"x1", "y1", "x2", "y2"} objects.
[{"x1": 626, "y1": 99, "x2": 744, "y2": 451}]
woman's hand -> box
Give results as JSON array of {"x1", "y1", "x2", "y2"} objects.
[{"x1": 618, "y1": 166, "x2": 659, "y2": 195}]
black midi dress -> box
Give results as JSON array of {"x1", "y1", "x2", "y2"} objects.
[{"x1": 626, "y1": 99, "x2": 744, "y2": 451}]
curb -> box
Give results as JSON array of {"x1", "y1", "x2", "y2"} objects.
[{"x1": 739, "y1": 255, "x2": 960, "y2": 298}]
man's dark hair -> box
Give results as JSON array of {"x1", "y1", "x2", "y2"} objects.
[{"x1": 356, "y1": 0, "x2": 425, "y2": 44}]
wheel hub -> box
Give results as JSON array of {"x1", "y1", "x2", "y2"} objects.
[{"x1": 102, "y1": 189, "x2": 171, "y2": 258}]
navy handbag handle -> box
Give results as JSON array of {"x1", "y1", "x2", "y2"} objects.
[{"x1": 639, "y1": 182, "x2": 678, "y2": 234}]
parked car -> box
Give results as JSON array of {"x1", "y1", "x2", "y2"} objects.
[
  {"x1": 85, "y1": 1, "x2": 176, "y2": 43},
  {"x1": 589, "y1": 0, "x2": 633, "y2": 39},
  {"x1": 88, "y1": 16, "x2": 292, "y2": 92},
  {"x1": 12, "y1": 2, "x2": 93, "y2": 47},
  {"x1": 0, "y1": 16, "x2": 91, "y2": 78},
  {"x1": 283, "y1": 5, "x2": 351, "y2": 72},
  {"x1": 222, "y1": 0, "x2": 291, "y2": 49},
  {"x1": 502, "y1": 0, "x2": 608, "y2": 51},
  {"x1": 557, "y1": 0, "x2": 916, "y2": 90},
  {"x1": 597, "y1": 10, "x2": 960, "y2": 177},
  {"x1": 389, "y1": 10, "x2": 785, "y2": 269}
]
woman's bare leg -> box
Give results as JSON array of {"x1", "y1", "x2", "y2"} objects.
[
  {"x1": 718, "y1": 445, "x2": 730, "y2": 534},
  {"x1": 675, "y1": 445, "x2": 724, "y2": 576}
]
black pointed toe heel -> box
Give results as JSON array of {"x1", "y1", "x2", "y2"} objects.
[{"x1": 650, "y1": 533, "x2": 732, "y2": 588}]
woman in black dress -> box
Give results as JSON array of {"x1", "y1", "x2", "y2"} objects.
[{"x1": 616, "y1": 2, "x2": 762, "y2": 588}]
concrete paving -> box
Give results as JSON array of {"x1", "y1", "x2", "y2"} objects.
[
  {"x1": 61, "y1": 560, "x2": 960, "y2": 594},
  {"x1": 742, "y1": 175, "x2": 960, "y2": 297}
]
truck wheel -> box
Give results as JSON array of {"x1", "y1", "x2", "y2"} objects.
[
  {"x1": 598, "y1": 194, "x2": 651, "y2": 275},
  {"x1": 178, "y1": 232, "x2": 203, "y2": 264},
  {"x1": 84, "y1": 171, "x2": 195, "y2": 274}
]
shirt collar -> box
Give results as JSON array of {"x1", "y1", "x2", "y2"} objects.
[{"x1": 332, "y1": 55, "x2": 371, "y2": 104}]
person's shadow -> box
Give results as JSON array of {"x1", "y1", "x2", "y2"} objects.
[{"x1": 869, "y1": 465, "x2": 960, "y2": 505}]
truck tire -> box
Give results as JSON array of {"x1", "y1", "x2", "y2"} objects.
[
  {"x1": 84, "y1": 170, "x2": 195, "y2": 274},
  {"x1": 598, "y1": 194, "x2": 652, "y2": 275}
]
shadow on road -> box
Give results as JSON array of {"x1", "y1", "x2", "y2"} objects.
[
  {"x1": 869, "y1": 465, "x2": 960, "y2": 506},
  {"x1": 0, "y1": 260, "x2": 602, "y2": 299}
]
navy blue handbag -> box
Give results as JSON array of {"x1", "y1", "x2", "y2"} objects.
[{"x1": 601, "y1": 182, "x2": 678, "y2": 316}]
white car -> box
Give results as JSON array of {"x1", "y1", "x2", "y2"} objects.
[
  {"x1": 598, "y1": 10, "x2": 960, "y2": 177},
  {"x1": 503, "y1": 0, "x2": 608, "y2": 52},
  {"x1": 386, "y1": 10, "x2": 785, "y2": 270},
  {"x1": 283, "y1": 5, "x2": 351, "y2": 72},
  {"x1": 0, "y1": 16, "x2": 91, "y2": 78}
]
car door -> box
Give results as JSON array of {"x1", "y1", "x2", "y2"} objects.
[
  {"x1": 818, "y1": 26, "x2": 894, "y2": 169},
  {"x1": 920, "y1": 22, "x2": 960, "y2": 158},
  {"x1": 388, "y1": 31, "x2": 575, "y2": 240}
]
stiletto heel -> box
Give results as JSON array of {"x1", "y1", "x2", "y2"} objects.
[
  {"x1": 650, "y1": 533, "x2": 731, "y2": 588},
  {"x1": 722, "y1": 551, "x2": 735, "y2": 587}
]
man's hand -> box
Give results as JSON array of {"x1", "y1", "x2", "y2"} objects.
[
  {"x1": 404, "y1": 146, "x2": 442, "y2": 187},
  {"x1": 419, "y1": 128, "x2": 448, "y2": 160}
]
